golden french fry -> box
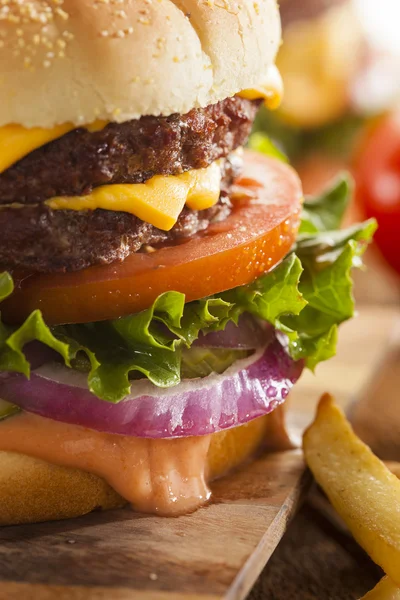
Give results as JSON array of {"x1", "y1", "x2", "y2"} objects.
[
  {"x1": 385, "y1": 462, "x2": 400, "y2": 479},
  {"x1": 361, "y1": 577, "x2": 400, "y2": 600},
  {"x1": 303, "y1": 394, "x2": 400, "y2": 586}
]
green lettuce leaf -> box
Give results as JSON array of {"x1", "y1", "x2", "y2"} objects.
[
  {"x1": 285, "y1": 219, "x2": 377, "y2": 369},
  {"x1": 248, "y1": 132, "x2": 288, "y2": 163},
  {"x1": 181, "y1": 347, "x2": 249, "y2": 379},
  {"x1": 222, "y1": 219, "x2": 376, "y2": 370},
  {"x1": 251, "y1": 106, "x2": 365, "y2": 161},
  {"x1": 0, "y1": 181, "x2": 376, "y2": 401},
  {"x1": 50, "y1": 296, "x2": 240, "y2": 402},
  {"x1": 0, "y1": 272, "x2": 73, "y2": 377},
  {"x1": 300, "y1": 174, "x2": 352, "y2": 234},
  {"x1": 222, "y1": 253, "x2": 306, "y2": 332}
]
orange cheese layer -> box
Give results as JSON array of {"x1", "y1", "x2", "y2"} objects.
[
  {"x1": 46, "y1": 160, "x2": 222, "y2": 231},
  {"x1": 238, "y1": 65, "x2": 284, "y2": 110},
  {"x1": 0, "y1": 120, "x2": 107, "y2": 174},
  {"x1": 0, "y1": 409, "x2": 293, "y2": 515}
]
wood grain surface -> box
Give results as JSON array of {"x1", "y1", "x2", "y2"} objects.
[
  {"x1": 249, "y1": 502, "x2": 383, "y2": 600},
  {"x1": 0, "y1": 305, "x2": 397, "y2": 600},
  {"x1": 0, "y1": 450, "x2": 309, "y2": 600}
]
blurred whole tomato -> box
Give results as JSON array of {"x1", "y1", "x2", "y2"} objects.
[{"x1": 354, "y1": 112, "x2": 400, "y2": 275}]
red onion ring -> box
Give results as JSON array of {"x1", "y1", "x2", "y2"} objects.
[
  {"x1": 0, "y1": 335, "x2": 303, "y2": 438},
  {"x1": 194, "y1": 314, "x2": 271, "y2": 349},
  {"x1": 22, "y1": 341, "x2": 60, "y2": 370}
]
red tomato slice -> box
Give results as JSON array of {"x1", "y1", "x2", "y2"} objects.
[
  {"x1": 3, "y1": 151, "x2": 303, "y2": 325},
  {"x1": 354, "y1": 112, "x2": 400, "y2": 275}
]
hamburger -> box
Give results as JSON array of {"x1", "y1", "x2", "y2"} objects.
[{"x1": 0, "y1": 0, "x2": 374, "y2": 526}]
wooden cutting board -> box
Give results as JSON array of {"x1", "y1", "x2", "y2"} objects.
[
  {"x1": 0, "y1": 449, "x2": 309, "y2": 600},
  {"x1": 0, "y1": 306, "x2": 397, "y2": 600}
]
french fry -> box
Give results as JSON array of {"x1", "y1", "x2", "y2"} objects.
[
  {"x1": 386, "y1": 462, "x2": 400, "y2": 479},
  {"x1": 303, "y1": 394, "x2": 400, "y2": 586},
  {"x1": 361, "y1": 577, "x2": 400, "y2": 600}
]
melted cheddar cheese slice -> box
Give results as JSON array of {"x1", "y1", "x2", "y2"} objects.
[
  {"x1": 0, "y1": 123, "x2": 76, "y2": 174},
  {"x1": 0, "y1": 120, "x2": 107, "y2": 174},
  {"x1": 238, "y1": 65, "x2": 283, "y2": 110},
  {"x1": 46, "y1": 160, "x2": 222, "y2": 231}
]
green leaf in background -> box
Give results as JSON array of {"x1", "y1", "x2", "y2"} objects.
[
  {"x1": 248, "y1": 132, "x2": 288, "y2": 163},
  {"x1": 251, "y1": 105, "x2": 365, "y2": 162},
  {"x1": 300, "y1": 174, "x2": 352, "y2": 234}
]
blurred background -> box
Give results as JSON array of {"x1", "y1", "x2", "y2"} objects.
[{"x1": 252, "y1": 0, "x2": 400, "y2": 305}]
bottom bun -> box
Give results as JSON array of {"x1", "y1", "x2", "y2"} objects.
[
  {"x1": 0, "y1": 408, "x2": 294, "y2": 525},
  {"x1": 0, "y1": 410, "x2": 291, "y2": 526}
]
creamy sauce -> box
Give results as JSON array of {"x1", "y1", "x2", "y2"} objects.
[
  {"x1": 0, "y1": 412, "x2": 211, "y2": 516},
  {"x1": 0, "y1": 404, "x2": 295, "y2": 515}
]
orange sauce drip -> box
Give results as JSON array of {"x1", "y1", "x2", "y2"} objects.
[{"x1": 0, "y1": 412, "x2": 211, "y2": 516}]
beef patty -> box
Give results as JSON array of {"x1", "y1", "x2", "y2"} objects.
[
  {"x1": 0, "y1": 96, "x2": 258, "y2": 273},
  {"x1": 0, "y1": 97, "x2": 258, "y2": 205},
  {"x1": 0, "y1": 156, "x2": 238, "y2": 273}
]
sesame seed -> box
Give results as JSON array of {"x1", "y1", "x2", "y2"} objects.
[
  {"x1": 0, "y1": 1, "x2": 75, "y2": 68},
  {"x1": 55, "y1": 7, "x2": 68, "y2": 20}
]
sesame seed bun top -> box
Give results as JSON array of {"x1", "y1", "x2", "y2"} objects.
[{"x1": 0, "y1": 0, "x2": 281, "y2": 128}]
